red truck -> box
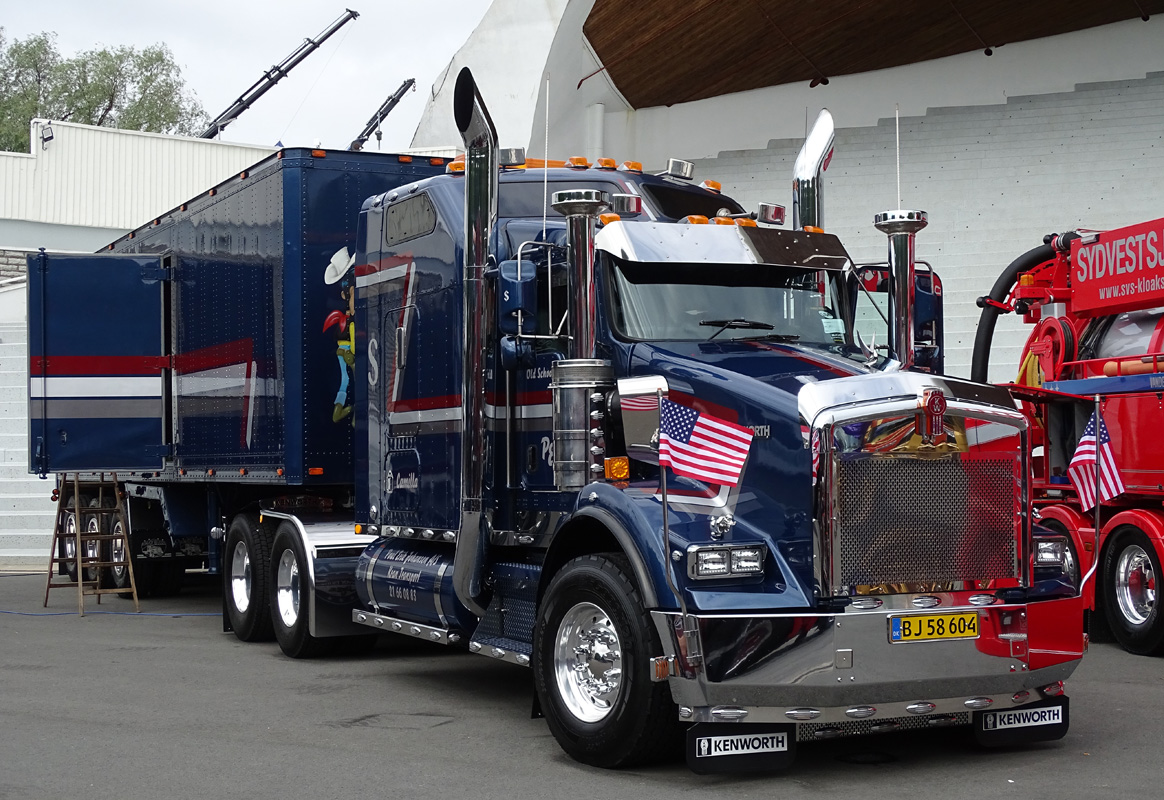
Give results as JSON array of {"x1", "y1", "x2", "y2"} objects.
[{"x1": 973, "y1": 216, "x2": 1164, "y2": 655}]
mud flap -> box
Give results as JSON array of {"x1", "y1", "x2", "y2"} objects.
[
  {"x1": 973, "y1": 697, "x2": 1069, "y2": 746},
  {"x1": 686, "y1": 723, "x2": 796, "y2": 774}
]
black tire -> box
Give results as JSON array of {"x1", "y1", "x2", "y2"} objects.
[
  {"x1": 1102, "y1": 528, "x2": 1164, "y2": 655},
  {"x1": 61, "y1": 496, "x2": 101, "y2": 584},
  {"x1": 270, "y1": 523, "x2": 327, "y2": 658},
  {"x1": 224, "y1": 513, "x2": 276, "y2": 642},
  {"x1": 533, "y1": 553, "x2": 682, "y2": 768},
  {"x1": 101, "y1": 517, "x2": 132, "y2": 593}
]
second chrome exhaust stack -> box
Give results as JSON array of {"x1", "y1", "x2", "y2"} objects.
[{"x1": 792, "y1": 109, "x2": 835, "y2": 231}]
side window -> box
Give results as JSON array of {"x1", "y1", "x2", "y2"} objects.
[
  {"x1": 851, "y1": 267, "x2": 889, "y2": 349},
  {"x1": 384, "y1": 193, "x2": 437, "y2": 248}
]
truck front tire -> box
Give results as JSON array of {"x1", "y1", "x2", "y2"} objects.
[
  {"x1": 1103, "y1": 528, "x2": 1164, "y2": 655},
  {"x1": 533, "y1": 553, "x2": 681, "y2": 768},
  {"x1": 225, "y1": 514, "x2": 275, "y2": 641}
]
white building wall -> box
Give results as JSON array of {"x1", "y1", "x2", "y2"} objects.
[
  {"x1": 0, "y1": 120, "x2": 274, "y2": 251},
  {"x1": 691, "y1": 71, "x2": 1164, "y2": 382}
]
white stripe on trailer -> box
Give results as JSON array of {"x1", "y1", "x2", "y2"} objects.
[
  {"x1": 30, "y1": 376, "x2": 162, "y2": 398},
  {"x1": 356, "y1": 262, "x2": 412, "y2": 289}
]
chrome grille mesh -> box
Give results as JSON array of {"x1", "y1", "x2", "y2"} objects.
[{"x1": 834, "y1": 455, "x2": 1018, "y2": 590}]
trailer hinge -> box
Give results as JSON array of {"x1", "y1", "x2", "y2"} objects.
[
  {"x1": 141, "y1": 263, "x2": 172, "y2": 282},
  {"x1": 145, "y1": 444, "x2": 173, "y2": 459}
]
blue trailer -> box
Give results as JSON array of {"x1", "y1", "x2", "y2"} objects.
[{"x1": 29, "y1": 69, "x2": 1085, "y2": 772}]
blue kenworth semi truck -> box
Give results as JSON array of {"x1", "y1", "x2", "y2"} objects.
[{"x1": 29, "y1": 69, "x2": 1085, "y2": 772}]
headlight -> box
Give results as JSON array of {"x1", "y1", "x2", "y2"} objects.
[
  {"x1": 1034, "y1": 538, "x2": 1068, "y2": 567},
  {"x1": 688, "y1": 544, "x2": 767, "y2": 580}
]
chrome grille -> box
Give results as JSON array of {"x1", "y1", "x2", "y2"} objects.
[{"x1": 834, "y1": 455, "x2": 1018, "y2": 591}]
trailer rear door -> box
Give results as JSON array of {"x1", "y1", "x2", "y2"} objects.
[{"x1": 28, "y1": 252, "x2": 170, "y2": 475}]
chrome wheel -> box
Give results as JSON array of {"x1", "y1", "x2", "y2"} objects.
[
  {"x1": 109, "y1": 520, "x2": 127, "y2": 583},
  {"x1": 553, "y1": 601, "x2": 623, "y2": 723},
  {"x1": 1115, "y1": 543, "x2": 1156, "y2": 626},
  {"x1": 230, "y1": 540, "x2": 253, "y2": 613},
  {"x1": 275, "y1": 549, "x2": 300, "y2": 627}
]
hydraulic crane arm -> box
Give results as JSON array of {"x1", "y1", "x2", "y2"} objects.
[
  {"x1": 349, "y1": 78, "x2": 416, "y2": 151},
  {"x1": 200, "y1": 8, "x2": 360, "y2": 139}
]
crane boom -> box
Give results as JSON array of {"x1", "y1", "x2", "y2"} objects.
[
  {"x1": 200, "y1": 8, "x2": 360, "y2": 139},
  {"x1": 349, "y1": 78, "x2": 416, "y2": 151}
]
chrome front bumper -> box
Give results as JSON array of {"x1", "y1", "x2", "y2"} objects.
[{"x1": 652, "y1": 600, "x2": 1081, "y2": 726}]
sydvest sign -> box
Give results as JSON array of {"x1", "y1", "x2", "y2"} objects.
[{"x1": 1071, "y1": 217, "x2": 1164, "y2": 317}]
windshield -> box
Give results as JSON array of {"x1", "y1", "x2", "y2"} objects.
[{"x1": 606, "y1": 257, "x2": 848, "y2": 344}]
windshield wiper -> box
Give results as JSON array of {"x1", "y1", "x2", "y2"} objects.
[
  {"x1": 699, "y1": 318, "x2": 775, "y2": 340},
  {"x1": 735, "y1": 333, "x2": 801, "y2": 343}
]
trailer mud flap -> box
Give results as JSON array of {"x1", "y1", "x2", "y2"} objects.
[
  {"x1": 686, "y1": 723, "x2": 796, "y2": 774},
  {"x1": 973, "y1": 697, "x2": 1069, "y2": 747}
]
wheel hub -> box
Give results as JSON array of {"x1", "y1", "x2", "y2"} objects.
[
  {"x1": 1116, "y1": 544, "x2": 1156, "y2": 626},
  {"x1": 230, "y1": 541, "x2": 252, "y2": 613},
  {"x1": 554, "y1": 602, "x2": 623, "y2": 723},
  {"x1": 275, "y1": 550, "x2": 300, "y2": 627}
]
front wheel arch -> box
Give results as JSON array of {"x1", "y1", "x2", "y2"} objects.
[{"x1": 541, "y1": 507, "x2": 663, "y2": 609}]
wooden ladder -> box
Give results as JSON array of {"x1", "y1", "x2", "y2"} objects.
[{"x1": 43, "y1": 473, "x2": 140, "y2": 614}]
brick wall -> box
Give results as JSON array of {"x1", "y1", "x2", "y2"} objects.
[
  {"x1": 692, "y1": 72, "x2": 1164, "y2": 382},
  {"x1": 0, "y1": 249, "x2": 29, "y2": 282}
]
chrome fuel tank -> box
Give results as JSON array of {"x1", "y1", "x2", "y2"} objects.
[{"x1": 354, "y1": 540, "x2": 477, "y2": 633}]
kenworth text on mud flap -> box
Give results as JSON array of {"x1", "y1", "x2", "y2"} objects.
[
  {"x1": 973, "y1": 215, "x2": 1164, "y2": 657},
  {"x1": 28, "y1": 68, "x2": 1083, "y2": 772}
]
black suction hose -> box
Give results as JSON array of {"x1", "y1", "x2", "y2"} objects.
[
  {"x1": 970, "y1": 243, "x2": 1056, "y2": 383},
  {"x1": 971, "y1": 229, "x2": 1083, "y2": 383}
]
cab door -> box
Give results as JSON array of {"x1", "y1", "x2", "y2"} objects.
[{"x1": 27, "y1": 252, "x2": 170, "y2": 474}]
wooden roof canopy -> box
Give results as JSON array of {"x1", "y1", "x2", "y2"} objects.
[{"x1": 582, "y1": 0, "x2": 1161, "y2": 109}]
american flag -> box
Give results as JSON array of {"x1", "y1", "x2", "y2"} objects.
[
  {"x1": 620, "y1": 394, "x2": 659, "y2": 411},
  {"x1": 659, "y1": 399, "x2": 753, "y2": 486},
  {"x1": 1068, "y1": 409, "x2": 1125, "y2": 511}
]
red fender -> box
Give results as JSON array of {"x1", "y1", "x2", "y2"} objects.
[{"x1": 1102, "y1": 508, "x2": 1164, "y2": 564}]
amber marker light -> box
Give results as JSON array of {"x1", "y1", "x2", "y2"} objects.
[
  {"x1": 700, "y1": 179, "x2": 722, "y2": 193},
  {"x1": 713, "y1": 216, "x2": 735, "y2": 225},
  {"x1": 308, "y1": 467, "x2": 325, "y2": 475},
  {"x1": 240, "y1": 171, "x2": 248, "y2": 179},
  {"x1": 619, "y1": 161, "x2": 643, "y2": 173},
  {"x1": 736, "y1": 217, "x2": 758, "y2": 227},
  {"x1": 311, "y1": 149, "x2": 327, "y2": 158},
  {"x1": 599, "y1": 213, "x2": 621, "y2": 225},
  {"x1": 429, "y1": 157, "x2": 445, "y2": 166},
  {"x1": 207, "y1": 469, "x2": 215, "y2": 476},
  {"x1": 354, "y1": 524, "x2": 364, "y2": 534},
  {"x1": 804, "y1": 225, "x2": 824, "y2": 233},
  {"x1": 398, "y1": 155, "x2": 413, "y2": 163},
  {"x1": 277, "y1": 468, "x2": 285, "y2": 476},
  {"x1": 447, "y1": 161, "x2": 465, "y2": 173},
  {"x1": 596, "y1": 157, "x2": 617, "y2": 170},
  {"x1": 604, "y1": 457, "x2": 630, "y2": 481},
  {"x1": 682, "y1": 215, "x2": 709, "y2": 225},
  {"x1": 567, "y1": 155, "x2": 590, "y2": 169}
]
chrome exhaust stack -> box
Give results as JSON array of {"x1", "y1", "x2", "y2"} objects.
[
  {"x1": 874, "y1": 209, "x2": 929, "y2": 370},
  {"x1": 452, "y1": 67, "x2": 498, "y2": 617},
  {"x1": 549, "y1": 189, "x2": 613, "y2": 491},
  {"x1": 792, "y1": 109, "x2": 835, "y2": 231}
]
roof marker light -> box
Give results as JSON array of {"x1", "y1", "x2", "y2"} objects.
[
  {"x1": 311, "y1": 149, "x2": 326, "y2": 158},
  {"x1": 567, "y1": 156, "x2": 591, "y2": 169},
  {"x1": 429, "y1": 157, "x2": 445, "y2": 166},
  {"x1": 804, "y1": 225, "x2": 824, "y2": 233},
  {"x1": 736, "y1": 217, "x2": 757, "y2": 227},
  {"x1": 712, "y1": 216, "x2": 734, "y2": 225},
  {"x1": 599, "y1": 213, "x2": 621, "y2": 226},
  {"x1": 682, "y1": 215, "x2": 709, "y2": 225},
  {"x1": 446, "y1": 161, "x2": 465, "y2": 173},
  {"x1": 398, "y1": 155, "x2": 413, "y2": 163},
  {"x1": 596, "y1": 157, "x2": 616, "y2": 170},
  {"x1": 700, "y1": 179, "x2": 722, "y2": 193},
  {"x1": 619, "y1": 161, "x2": 643, "y2": 173}
]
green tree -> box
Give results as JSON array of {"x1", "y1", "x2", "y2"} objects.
[{"x1": 0, "y1": 28, "x2": 207, "y2": 153}]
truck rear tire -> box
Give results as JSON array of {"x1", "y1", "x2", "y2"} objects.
[
  {"x1": 270, "y1": 523, "x2": 327, "y2": 658},
  {"x1": 533, "y1": 553, "x2": 681, "y2": 768},
  {"x1": 1103, "y1": 528, "x2": 1164, "y2": 655},
  {"x1": 61, "y1": 496, "x2": 101, "y2": 584},
  {"x1": 225, "y1": 514, "x2": 276, "y2": 641}
]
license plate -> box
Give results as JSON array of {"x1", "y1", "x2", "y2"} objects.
[{"x1": 889, "y1": 612, "x2": 979, "y2": 643}]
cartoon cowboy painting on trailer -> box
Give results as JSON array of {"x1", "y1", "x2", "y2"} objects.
[{"x1": 323, "y1": 247, "x2": 357, "y2": 423}]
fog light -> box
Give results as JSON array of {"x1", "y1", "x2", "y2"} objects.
[{"x1": 730, "y1": 548, "x2": 764, "y2": 574}]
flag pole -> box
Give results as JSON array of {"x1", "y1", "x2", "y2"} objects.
[
  {"x1": 657, "y1": 391, "x2": 691, "y2": 639},
  {"x1": 1082, "y1": 394, "x2": 1102, "y2": 592}
]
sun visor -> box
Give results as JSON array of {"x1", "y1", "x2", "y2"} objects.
[{"x1": 595, "y1": 220, "x2": 852, "y2": 270}]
